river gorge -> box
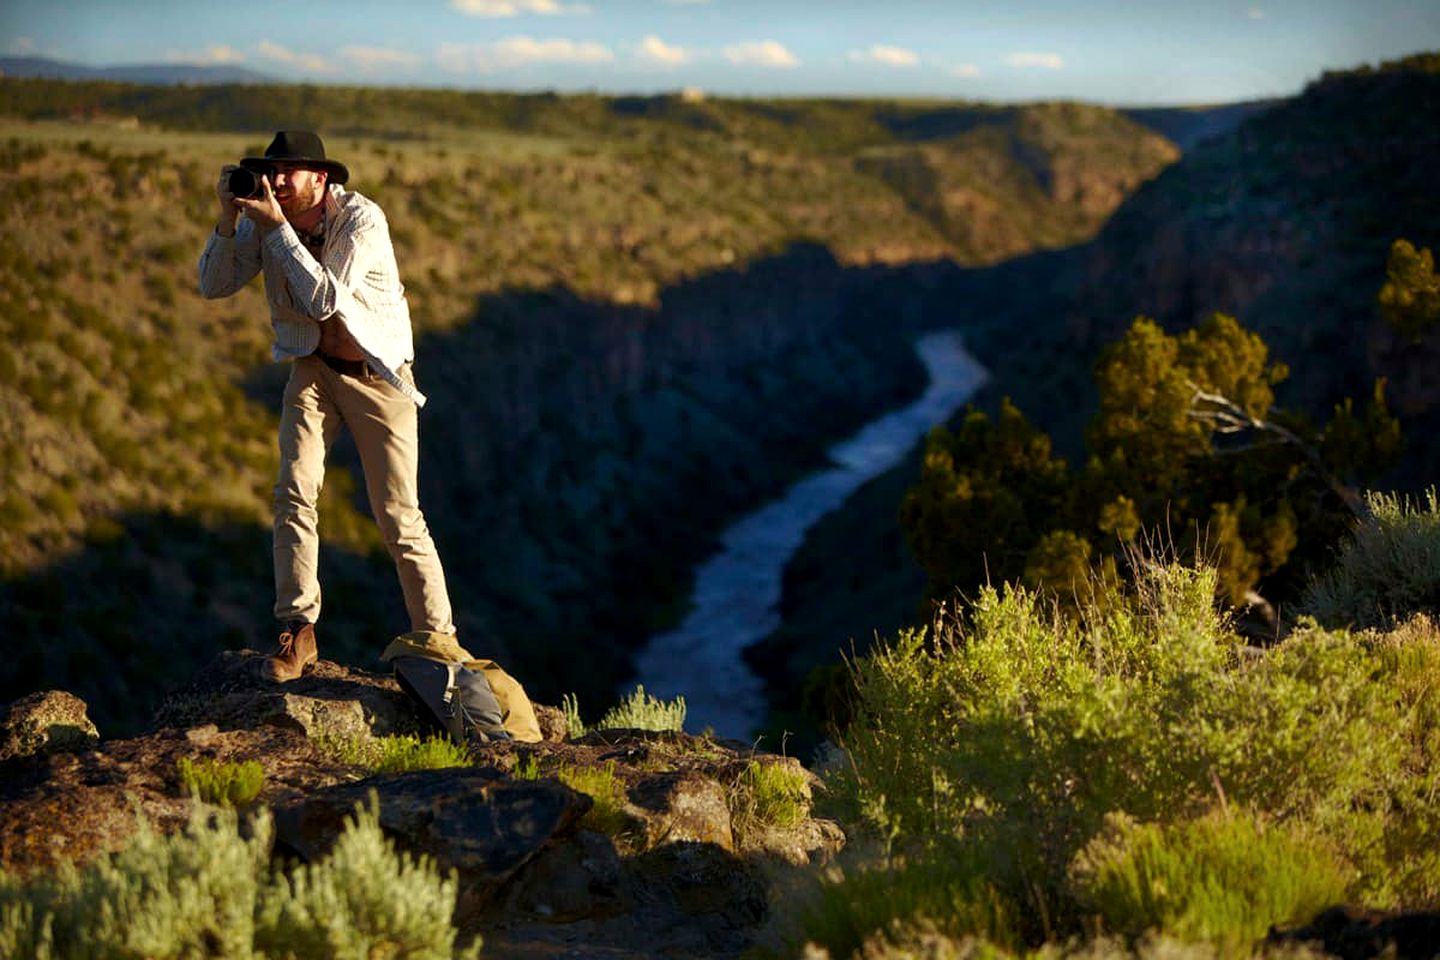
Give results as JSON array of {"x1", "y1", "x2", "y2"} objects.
[{"x1": 633, "y1": 330, "x2": 990, "y2": 739}]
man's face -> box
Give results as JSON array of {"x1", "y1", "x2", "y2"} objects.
[{"x1": 271, "y1": 162, "x2": 327, "y2": 218}]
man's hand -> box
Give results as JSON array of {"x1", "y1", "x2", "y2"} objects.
[
  {"x1": 214, "y1": 164, "x2": 242, "y2": 237},
  {"x1": 234, "y1": 174, "x2": 286, "y2": 236}
]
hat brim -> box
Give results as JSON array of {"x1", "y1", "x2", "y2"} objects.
[{"x1": 240, "y1": 156, "x2": 349, "y2": 185}]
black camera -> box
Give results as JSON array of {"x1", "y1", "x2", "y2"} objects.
[{"x1": 226, "y1": 166, "x2": 269, "y2": 199}]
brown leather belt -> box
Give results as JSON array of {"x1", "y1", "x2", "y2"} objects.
[{"x1": 317, "y1": 352, "x2": 371, "y2": 378}]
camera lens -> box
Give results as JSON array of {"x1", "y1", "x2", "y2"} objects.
[{"x1": 226, "y1": 167, "x2": 262, "y2": 199}]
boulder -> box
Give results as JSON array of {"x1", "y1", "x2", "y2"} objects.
[
  {"x1": 627, "y1": 770, "x2": 735, "y2": 850},
  {"x1": 271, "y1": 766, "x2": 591, "y2": 915},
  {"x1": 154, "y1": 651, "x2": 430, "y2": 740},
  {"x1": 533, "y1": 702, "x2": 568, "y2": 742},
  {"x1": 636, "y1": 840, "x2": 768, "y2": 935},
  {"x1": 498, "y1": 829, "x2": 631, "y2": 923},
  {"x1": 0, "y1": 690, "x2": 100, "y2": 762}
]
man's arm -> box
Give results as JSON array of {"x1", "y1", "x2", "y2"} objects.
[{"x1": 198, "y1": 165, "x2": 262, "y2": 299}]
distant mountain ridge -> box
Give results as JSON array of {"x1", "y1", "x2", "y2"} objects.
[{"x1": 0, "y1": 55, "x2": 276, "y2": 86}]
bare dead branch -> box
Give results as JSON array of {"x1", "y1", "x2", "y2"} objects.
[{"x1": 1186, "y1": 381, "x2": 1364, "y2": 517}]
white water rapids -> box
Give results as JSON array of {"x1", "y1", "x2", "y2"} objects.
[{"x1": 631, "y1": 330, "x2": 990, "y2": 740}]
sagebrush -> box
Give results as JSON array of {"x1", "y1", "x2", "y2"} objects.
[
  {"x1": 0, "y1": 798, "x2": 479, "y2": 959},
  {"x1": 563, "y1": 686, "x2": 687, "y2": 735},
  {"x1": 1304, "y1": 487, "x2": 1440, "y2": 629},
  {"x1": 806, "y1": 558, "x2": 1440, "y2": 954}
]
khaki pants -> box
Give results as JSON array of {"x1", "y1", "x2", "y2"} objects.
[{"x1": 273, "y1": 355, "x2": 454, "y2": 634}]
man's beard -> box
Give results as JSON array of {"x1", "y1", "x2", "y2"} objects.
[{"x1": 279, "y1": 188, "x2": 320, "y2": 219}]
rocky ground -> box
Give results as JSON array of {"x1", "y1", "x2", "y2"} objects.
[
  {"x1": 0, "y1": 653, "x2": 843, "y2": 959},
  {"x1": 5, "y1": 656, "x2": 1436, "y2": 959}
]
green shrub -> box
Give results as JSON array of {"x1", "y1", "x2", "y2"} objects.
[
  {"x1": 254, "y1": 798, "x2": 479, "y2": 959},
  {"x1": 511, "y1": 751, "x2": 632, "y2": 838},
  {"x1": 314, "y1": 734, "x2": 385, "y2": 769},
  {"x1": 799, "y1": 846, "x2": 1020, "y2": 959},
  {"x1": 175, "y1": 755, "x2": 265, "y2": 807},
  {"x1": 558, "y1": 761, "x2": 632, "y2": 838},
  {"x1": 0, "y1": 805, "x2": 267, "y2": 959},
  {"x1": 828, "y1": 558, "x2": 1434, "y2": 943},
  {"x1": 562, "y1": 692, "x2": 587, "y2": 738},
  {"x1": 1069, "y1": 809, "x2": 1348, "y2": 948},
  {"x1": 596, "y1": 685, "x2": 687, "y2": 732},
  {"x1": 315, "y1": 734, "x2": 471, "y2": 774},
  {"x1": 1304, "y1": 487, "x2": 1440, "y2": 629},
  {"x1": 1327, "y1": 614, "x2": 1440, "y2": 907},
  {"x1": 512, "y1": 752, "x2": 542, "y2": 781},
  {"x1": 562, "y1": 686, "x2": 688, "y2": 735},
  {"x1": 370, "y1": 735, "x2": 471, "y2": 773},
  {"x1": 0, "y1": 801, "x2": 479, "y2": 959},
  {"x1": 732, "y1": 760, "x2": 811, "y2": 832}
]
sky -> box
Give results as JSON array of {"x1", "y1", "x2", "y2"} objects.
[{"x1": 4, "y1": 0, "x2": 1439, "y2": 106}]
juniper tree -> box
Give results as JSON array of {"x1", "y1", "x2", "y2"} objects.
[
  {"x1": 903, "y1": 313, "x2": 1400, "y2": 618},
  {"x1": 1378, "y1": 238, "x2": 1440, "y2": 343}
]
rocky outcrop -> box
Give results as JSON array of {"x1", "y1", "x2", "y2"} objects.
[
  {"x1": 0, "y1": 690, "x2": 99, "y2": 762},
  {"x1": 154, "y1": 650, "x2": 431, "y2": 740},
  {"x1": 0, "y1": 656, "x2": 843, "y2": 958}
]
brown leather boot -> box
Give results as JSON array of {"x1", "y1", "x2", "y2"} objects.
[{"x1": 261, "y1": 621, "x2": 317, "y2": 682}]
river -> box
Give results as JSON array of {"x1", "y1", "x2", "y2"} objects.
[{"x1": 631, "y1": 330, "x2": 990, "y2": 740}]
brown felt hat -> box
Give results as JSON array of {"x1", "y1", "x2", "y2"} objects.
[{"x1": 241, "y1": 130, "x2": 349, "y2": 185}]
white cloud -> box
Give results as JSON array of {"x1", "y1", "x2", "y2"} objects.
[
  {"x1": 1004, "y1": 51, "x2": 1064, "y2": 70},
  {"x1": 946, "y1": 63, "x2": 981, "y2": 78},
  {"x1": 450, "y1": 0, "x2": 590, "y2": 17},
  {"x1": 9, "y1": 36, "x2": 36, "y2": 55},
  {"x1": 256, "y1": 40, "x2": 336, "y2": 73},
  {"x1": 847, "y1": 44, "x2": 920, "y2": 68},
  {"x1": 163, "y1": 44, "x2": 245, "y2": 65},
  {"x1": 1247, "y1": 7, "x2": 1266, "y2": 19},
  {"x1": 339, "y1": 45, "x2": 422, "y2": 70},
  {"x1": 636, "y1": 35, "x2": 690, "y2": 66},
  {"x1": 437, "y1": 36, "x2": 615, "y2": 72},
  {"x1": 722, "y1": 40, "x2": 798, "y2": 69}
]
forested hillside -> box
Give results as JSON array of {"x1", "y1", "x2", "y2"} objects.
[
  {"x1": 0, "y1": 79, "x2": 1181, "y2": 733},
  {"x1": 973, "y1": 53, "x2": 1440, "y2": 464}
]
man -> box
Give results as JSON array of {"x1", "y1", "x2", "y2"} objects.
[{"x1": 199, "y1": 130, "x2": 454, "y2": 681}]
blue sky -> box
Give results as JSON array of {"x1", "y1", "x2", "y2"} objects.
[{"x1": 4, "y1": 0, "x2": 1438, "y2": 105}]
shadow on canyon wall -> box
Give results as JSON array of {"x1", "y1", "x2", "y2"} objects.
[{"x1": 1, "y1": 240, "x2": 1030, "y2": 737}]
